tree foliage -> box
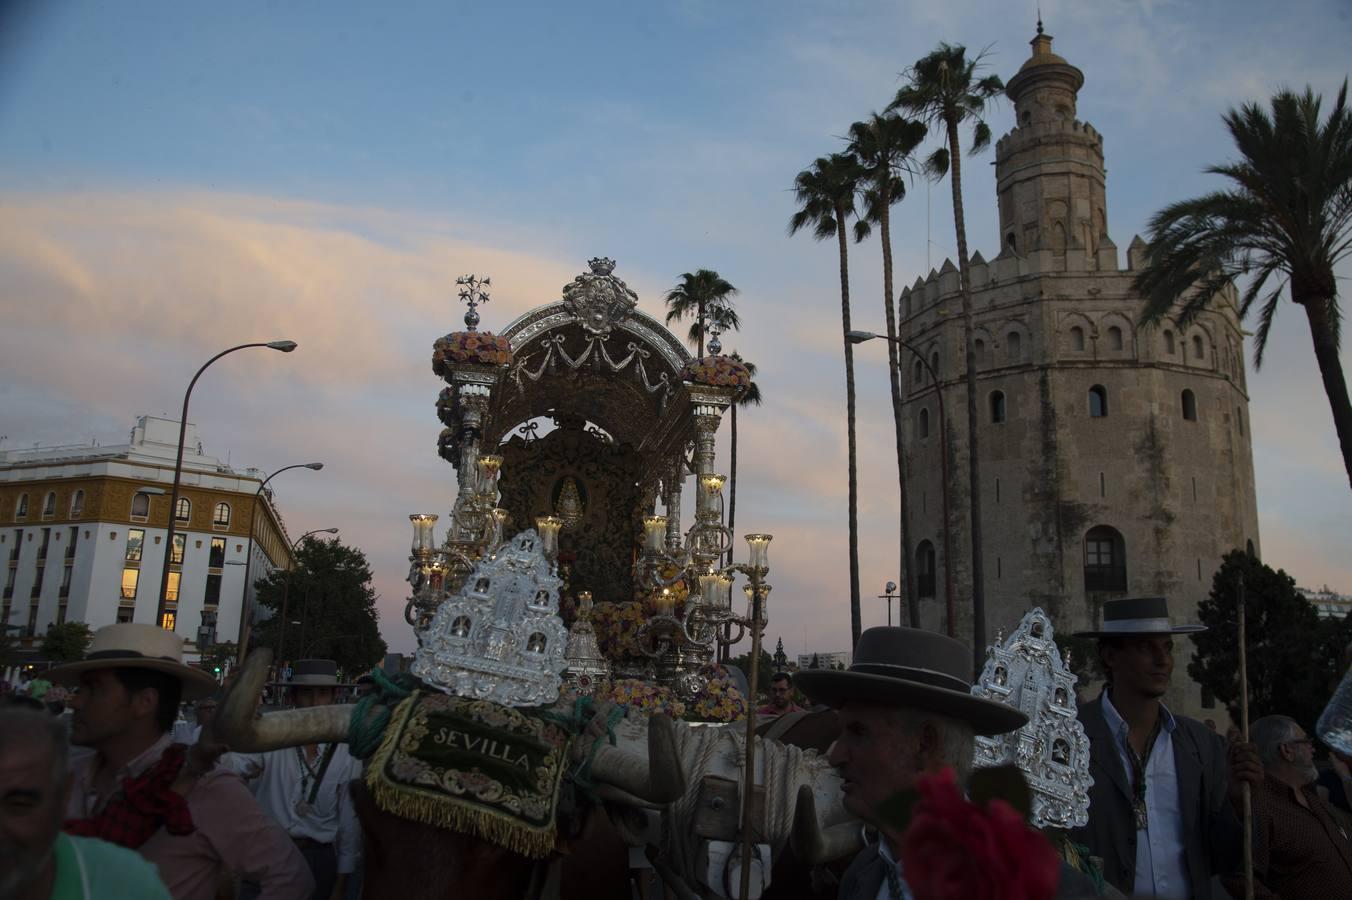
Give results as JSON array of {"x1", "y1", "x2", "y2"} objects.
[
  {"x1": 40, "y1": 621, "x2": 93, "y2": 662},
  {"x1": 1189, "y1": 550, "x2": 1352, "y2": 732},
  {"x1": 199, "y1": 641, "x2": 238, "y2": 678},
  {"x1": 727, "y1": 647, "x2": 775, "y2": 699},
  {"x1": 663, "y1": 269, "x2": 740, "y2": 358},
  {"x1": 251, "y1": 537, "x2": 387, "y2": 678}
]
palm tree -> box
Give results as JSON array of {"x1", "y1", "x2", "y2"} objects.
[
  {"x1": 1136, "y1": 82, "x2": 1352, "y2": 490},
  {"x1": 892, "y1": 43, "x2": 1003, "y2": 657},
  {"x1": 848, "y1": 111, "x2": 929, "y2": 627},
  {"x1": 725, "y1": 353, "x2": 763, "y2": 565},
  {"x1": 789, "y1": 152, "x2": 866, "y2": 645},
  {"x1": 665, "y1": 269, "x2": 740, "y2": 357}
]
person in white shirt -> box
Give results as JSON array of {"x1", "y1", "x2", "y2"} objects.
[
  {"x1": 172, "y1": 695, "x2": 219, "y2": 746},
  {"x1": 233, "y1": 660, "x2": 363, "y2": 900}
]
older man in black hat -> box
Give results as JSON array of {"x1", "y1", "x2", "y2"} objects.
[
  {"x1": 1070, "y1": 596, "x2": 1263, "y2": 899},
  {"x1": 798, "y1": 627, "x2": 1102, "y2": 900}
]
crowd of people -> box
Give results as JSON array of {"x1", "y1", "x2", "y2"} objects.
[{"x1": 4, "y1": 594, "x2": 1352, "y2": 899}]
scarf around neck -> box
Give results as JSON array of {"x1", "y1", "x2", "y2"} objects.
[{"x1": 64, "y1": 742, "x2": 196, "y2": 849}]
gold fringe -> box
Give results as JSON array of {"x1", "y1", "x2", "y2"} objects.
[{"x1": 364, "y1": 691, "x2": 558, "y2": 859}]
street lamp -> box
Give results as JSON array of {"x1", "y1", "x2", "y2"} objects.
[
  {"x1": 155, "y1": 340, "x2": 298, "y2": 631},
  {"x1": 277, "y1": 528, "x2": 339, "y2": 667},
  {"x1": 846, "y1": 330, "x2": 955, "y2": 637},
  {"x1": 235, "y1": 462, "x2": 324, "y2": 665},
  {"x1": 878, "y1": 581, "x2": 899, "y2": 627}
]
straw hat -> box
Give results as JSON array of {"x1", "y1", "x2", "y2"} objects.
[
  {"x1": 794, "y1": 627, "x2": 1028, "y2": 736},
  {"x1": 47, "y1": 623, "x2": 219, "y2": 700}
]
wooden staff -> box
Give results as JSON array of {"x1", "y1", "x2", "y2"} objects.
[{"x1": 1238, "y1": 571, "x2": 1254, "y2": 900}]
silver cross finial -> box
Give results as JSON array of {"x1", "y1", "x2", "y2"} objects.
[{"x1": 455, "y1": 274, "x2": 492, "y2": 331}]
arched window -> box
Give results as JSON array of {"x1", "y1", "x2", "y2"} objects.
[
  {"x1": 1088, "y1": 385, "x2": 1108, "y2": 418},
  {"x1": 42, "y1": 492, "x2": 56, "y2": 517},
  {"x1": 15, "y1": 494, "x2": 28, "y2": 518},
  {"x1": 1181, "y1": 389, "x2": 1197, "y2": 421},
  {"x1": 1070, "y1": 326, "x2": 1085, "y2": 352},
  {"x1": 70, "y1": 490, "x2": 84, "y2": 517},
  {"x1": 1246, "y1": 539, "x2": 1256, "y2": 558},
  {"x1": 990, "y1": 390, "x2": 1007, "y2": 424},
  {"x1": 1084, "y1": 525, "x2": 1127, "y2": 592},
  {"x1": 974, "y1": 338, "x2": 986, "y2": 365},
  {"x1": 913, "y1": 359, "x2": 924, "y2": 386},
  {"x1": 1106, "y1": 326, "x2": 1123, "y2": 351},
  {"x1": 919, "y1": 407, "x2": 931, "y2": 439},
  {"x1": 1192, "y1": 335, "x2": 1205, "y2": 360},
  {"x1": 1163, "y1": 330, "x2": 1175, "y2": 355},
  {"x1": 175, "y1": 498, "x2": 191, "y2": 524},
  {"x1": 212, "y1": 502, "x2": 231, "y2": 528},
  {"x1": 1237, "y1": 407, "x2": 1244, "y2": 436},
  {"x1": 130, "y1": 492, "x2": 151, "y2": 520},
  {"x1": 929, "y1": 351, "x2": 940, "y2": 379},
  {"x1": 1007, "y1": 331, "x2": 1022, "y2": 362},
  {"x1": 916, "y1": 541, "x2": 937, "y2": 598},
  {"x1": 1006, "y1": 231, "x2": 1018, "y2": 252}
]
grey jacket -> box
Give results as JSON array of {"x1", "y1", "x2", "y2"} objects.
[
  {"x1": 1069, "y1": 693, "x2": 1242, "y2": 899},
  {"x1": 836, "y1": 842, "x2": 1112, "y2": 900}
]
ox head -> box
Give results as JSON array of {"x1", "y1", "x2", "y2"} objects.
[{"x1": 215, "y1": 649, "x2": 687, "y2": 806}]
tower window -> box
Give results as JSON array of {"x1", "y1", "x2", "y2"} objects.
[
  {"x1": 1164, "y1": 330, "x2": 1175, "y2": 355},
  {"x1": 974, "y1": 338, "x2": 986, "y2": 365},
  {"x1": 1084, "y1": 525, "x2": 1127, "y2": 592},
  {"x1": 1192, "y1": 335, "x2": 1205, "y2": 360},
  {"x1": 1106, "y1": 326, "x2": 1123, "y2": 351},
  {"x1": 919, "y1": 407, "x2": 931, "y2": 440},
  {"x1": 130, "y1": 492, "x2": 150, "y2": 520},
  {"x1": 1182, "y1": 389, "x2": 1197, "y2": 421},
  {"x1": 70, "y1": 491, "x2": 84, "y2": 517},
  {"x1": 1006, "y1": 232, "x2": 1018, "y2": 252},
  {"x1": 1088, "y1": 385, "x2": 1108, "y2": 418},
  {"x1": 175, "y1": 498, "x2": 191, "y2": 524},
  {"x1": 930, "y1": 351, "x2": 940, "y2": 379},
  {"x1": 1070, "y1": 326, "x2": 1085, "y2": 352},
  {"x1": 1007, "y1": 331, "x2": 1022, "y2": 362},
  {"x1": 212, "y1": 502, "x2": 231, "y2": 528},
  {"x1": 916, "y1": 541, "x2": 937, "y2": 598},
  {"x1": 990, "y1": 390, "x2": 1007, "y2": 424},
  {"x1": 913, "y1": 359, "x2": 924, "y2": 386},
  {"x1": 1237, "y1": 407, "x2": 1244, "y2": 436},
  {"x1": 15, "y1": 495, "x2": 28, "y2": 518}
]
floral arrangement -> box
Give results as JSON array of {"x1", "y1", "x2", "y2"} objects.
[
  {"x1": 435, "y1": 387, "x2": 456, "y2": 426},
  {"x1": 599, "y1": 679, "x2": 686, "y2": 719},
  {"x1": 898, "y1": 767, "x2": 1061, "y2": 900},
  {"x1": 680, "y1": 355, "x2": 751, "y2": 390},
  {"x1": 588, "y1": 601, "x2": 649, "y2": 659},
  {"x1": 432, "y1": 331, "x2": 513, "y2": 375},
  {"x1": 684, "y1": 664, "x2": 748, "y2": 723}
]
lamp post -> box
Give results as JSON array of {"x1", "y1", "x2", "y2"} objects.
[
  {"x1": 276, "y1": 528, "x2": 338, "y2": 670},
  {"x1": 235, "y1": 462, "x2": 324, "y2": 665},
  {"x1": 878, "y1": 581, "x2": 899, "y2": 627},
  {"x1": 846, "y1": 330, "x2": 955, "y2": 637},
  {"x1": 155, "y1": 340, "x2": 298, "y2": 631}
]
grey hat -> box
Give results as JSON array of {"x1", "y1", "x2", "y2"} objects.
[
  {"x1": 794, "y1": 627, "x2": 1028, "y2": 736},
  {"x1": 1072, "y1": 596, "x2": 1206, "y2": 638}
]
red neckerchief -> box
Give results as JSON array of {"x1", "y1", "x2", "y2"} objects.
[{"x1": 64, "y1": 742, "x2": 196, "y2": 848}]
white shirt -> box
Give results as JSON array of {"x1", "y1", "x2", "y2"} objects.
[
  {"x1": 874, "y1": 838, "x2": 915, "y2": 900},
  {"x1": 1101, "y1": 691, "x2": 1189, "y2": 898},
  {"x1": 231, "y1": 742, "x2": 364, "y2": 874}
]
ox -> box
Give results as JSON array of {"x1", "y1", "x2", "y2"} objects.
[{"x1": 216, "y1": 650, "x2": 858, "y2": 900}]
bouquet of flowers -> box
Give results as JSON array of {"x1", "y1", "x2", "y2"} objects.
[
  {"x1": 684, "y1": 664, "x2": 748, "y2": 723},
  {"x1": 589, "y1": 601, "x2": 648, "y2": 659},
  {"x1": 679, "y1": 355, "x2": 751, "y2": 389},
  {"x1": 600, "y1": 679, "x2": 686, "y2": 719},
  {"x1": 897, "y1": 767, "x2": 1061, "y2": 900},
  {"x1": 432, "y1": 331, "x2": 514, "y2": 375}
]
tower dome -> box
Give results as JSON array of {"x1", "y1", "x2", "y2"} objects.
[{"x1": 1005, "y1": 22, "x2": 1085, "y2": 128}]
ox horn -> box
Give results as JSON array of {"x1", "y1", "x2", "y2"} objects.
[
  {"x1": 589, "y1": 713, "x2": 686, "y2": 805},
  {"x1": 791, "y1": 784, "x2": 864, "y2": 864},
  {"x1": 215, "y1": 648, "x2": 353, "y2": 752}
]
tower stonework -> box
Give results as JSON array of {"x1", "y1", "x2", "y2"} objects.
[{"x1": 897, "y1": 29, "x2": 1260, "y2": 719}]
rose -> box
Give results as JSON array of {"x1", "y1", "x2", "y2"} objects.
[{"x1": 899, "y1": 768, "x2": 1060, "y2": 900}]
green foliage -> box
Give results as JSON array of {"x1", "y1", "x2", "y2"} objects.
[
  {"x1": 251, "y1": 536, "x2": 387, "y2": 678},
  {"x1": 663, "y1": 269, "x2": 740, "y2": 357},
  {"x1": 846, "y1": 112, "x2": 927, "y2": 243},
  {"x1": 39, "y1": 621, "x2": 93, "y2": 662},
  {"x1": 727, "y1": 647, "x2": 775, "y2": 695},
  {"x1": 199, "y1": 641, "x2": 238, "y2": 677},
  {"x1": 788, "y1": 153, "x2": 864, "y2": 242},
  {"x1": 1188, "y1": 550, "x2": 1352, "y2": 733},
  {"x1": 889, "y1": 42, "x2": 1004, "y2": 175}
]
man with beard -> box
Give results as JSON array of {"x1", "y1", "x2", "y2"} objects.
[
  {"x1": 1223, "y1": 716, "x2": 1352, "y2": 898},
  {"x1": 1071, "y1": 597, "x2": 1263, "y2": 899},
  {"x1": 51, "y1": 624, "x2": 313, "y2": 899},
  {"x1": 0, "y1": 707, "x2": 169, "y2": 900}
]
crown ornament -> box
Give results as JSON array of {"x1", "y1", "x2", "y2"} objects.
[
  {"x1": 411, "y1": 530, "x2": 569, "y2": 706},
  {"x1": 561, "y1": 257, "x2": 638, "y2": 338},
  {"x1": 971, "y1": 608, "x2": 1092, "y2": 829}
]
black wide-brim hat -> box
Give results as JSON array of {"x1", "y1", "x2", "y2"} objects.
[
  {"x1": 1072, "y1": 596, "x2": 1206, "y2": 638},
  {"x1": 795, "y1": 627, "x2": 1028, "y2": 736}
]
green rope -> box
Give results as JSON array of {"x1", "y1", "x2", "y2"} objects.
[
  {"x1": 538, "y1": 695, "x2": 625, "y2": 794},
  {"x1": 348, "y1": 669, "x2": 420, "y2": 760}
]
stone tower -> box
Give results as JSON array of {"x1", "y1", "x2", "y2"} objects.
[{"x1": 896, "y1": 26, "x2": 1260, "y2": 717}]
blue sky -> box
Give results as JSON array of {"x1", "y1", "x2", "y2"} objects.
[{"x1": 2, "y1": 0, "x2": 1349, "y2": 656}]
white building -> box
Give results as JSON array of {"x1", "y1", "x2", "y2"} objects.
[
  {"x1": 0, "y1": 416, "x2": 293, "y2": 659},
  {"x1": 797, "y1": 651, "x2": 852, "y2": 671},
  {"x1": 1301, "y1": 586, "x2": 1352, "y2": 621}
]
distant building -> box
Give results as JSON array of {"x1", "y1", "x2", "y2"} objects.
[
  {"x1": 1301, "y1": 586, "x2": 1352, "y2": 621},
  {"x1": 798, "y1": 651, "x2": 851, "y2": 671},
  {"x1": 0, "y1": 416, "x2": 293, "y2": 659}
]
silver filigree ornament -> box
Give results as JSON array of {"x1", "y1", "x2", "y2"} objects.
[
  {"x1": 411, "y1": 530, "x2": 570, "y2": 707},
  {"x1": 971, "y1": 608, "x2": 1093, "y2": 829},
  {"x1": 560, "y1": 258, "x2": 639, "y2": 338}
]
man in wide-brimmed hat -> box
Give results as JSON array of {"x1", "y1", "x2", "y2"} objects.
[
  {"x1": 51, "y1": 623, "x2": 313, "y2": 900},
  {"x1": 234, "y1": 660, "x2": 363, "y2": 900},
  {"x1": 798, "y1": 626, "x2": 1102, "y2": 900},
  {"x1": 1070, "y1": 597, "x2": 1263, "y2": 899}
]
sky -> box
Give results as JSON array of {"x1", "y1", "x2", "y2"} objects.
[{"x1": 1, "y1": 0, "x2": 1349, "y2": 658}]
